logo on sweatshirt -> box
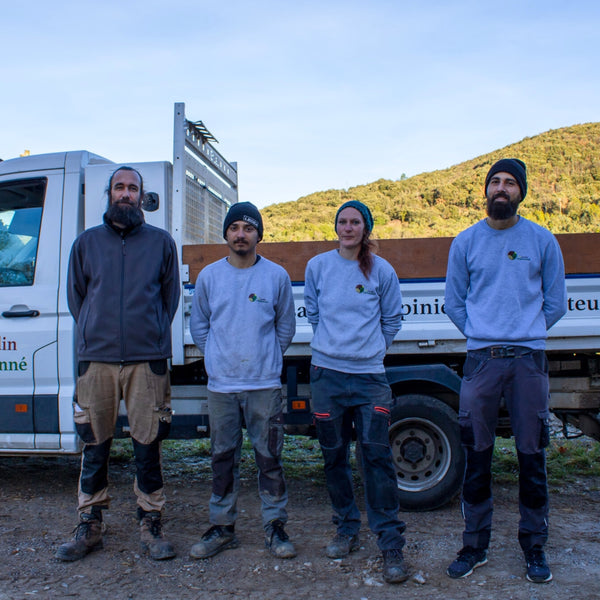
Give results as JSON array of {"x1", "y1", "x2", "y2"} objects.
[
  {"x1": 355, "y1": 284, "x2": 376, "y2": 295},
  {"x1": 507, "y1": 250, "x2": 531, "y2": 261},
  {"x1": 248, "y1": 293, "x2": 268, "y2": 303}
]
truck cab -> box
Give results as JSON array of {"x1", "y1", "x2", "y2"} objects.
[{"x1": 0, "y1": 151, "x2": 110, "y2": 452}]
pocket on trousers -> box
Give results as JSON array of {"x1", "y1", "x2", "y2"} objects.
[
  {"x1": 78, "y1": 361, "x2": 91, "y2": 377},
  {"x1": 73, "y1": 402, "x2": 96, "y2": 444},
  {"x1": 530, "y1": 351, "x2": 549, "y2": 375},
  {"x1": 537, "y1": 409, "x2": 551, "y2": 449},
  {"x1": 458, "y1": 408, "x2": 475, "y2": 447},
  {"x1": 149, "y1": 359, "x2": 168, "y2": 376},
  {"x1": 268, "y1": 412, "x2": 284, "y2": 457},
  {"x1": 462, "y1": 354, "x2": 486, "y2": 380},
  {"x1": 310, "y1": 364, "x2": 324, "y2": 383}
]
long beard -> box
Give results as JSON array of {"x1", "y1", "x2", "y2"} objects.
[
  {"x1": 105, "y1": 202, "x2": 145, "y2": 229},
  {"x1": 486, "y1": 194, "x2": 519, "y2": 220}
]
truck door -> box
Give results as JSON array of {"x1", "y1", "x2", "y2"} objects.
[{"x1": 0, "y1": 173, "x2": 63, "y2": 450}]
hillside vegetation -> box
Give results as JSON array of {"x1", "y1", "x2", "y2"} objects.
[{"x1": 262, "y1": 123, "x2": 600, "y2": 242}]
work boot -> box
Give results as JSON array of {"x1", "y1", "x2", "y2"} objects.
[
  {"x1": 190, "y1": 525, "x2": 239, "y2": 559},
  {"x1": 382, "y1": 548, "x2": 410, "y2": 583},
  {"x1": 524, "y1": 546, "x2": 553, "y2": 583},
  {"x1": 265, "y1": 519, "x2": 297, "y2": 558},
  {"x1": 138, "y1": 508, "x2": 176, "y2": 560},
  {"x1": 55, "y1": 507, "x2": 104, "y2": 561},
  {"x1": 447, "y1": 546, "x2": 488, "y2": 579},
  {"x1": 325, "y1": 533, "x2": 360, "y2": 558}
]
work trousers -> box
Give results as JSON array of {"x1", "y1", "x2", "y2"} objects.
[
  {"x1": 458, "y1": 347, "x2": 551, "y2": 552},
  {"x1": 73, "y1": 361, "x2": 172, "y2": 514},
  {"x1": 207, "y1": 388, "x2": 288, "y2": 530},
  {"x1": 310, "y1": 366, "x2": 406, "y2": 551}
]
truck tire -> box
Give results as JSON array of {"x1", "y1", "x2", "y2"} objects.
[{"x1": 389, "y1": 394, "x2": 464, "y2": 511}]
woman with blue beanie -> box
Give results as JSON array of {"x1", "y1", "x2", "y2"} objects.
[{"x1": 304, "y1": 200, "x2": 409, "y2": 584}]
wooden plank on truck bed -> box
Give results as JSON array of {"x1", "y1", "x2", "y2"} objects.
[{"x1": 182, "y1": 233, "x2": 600, "y2": 283}]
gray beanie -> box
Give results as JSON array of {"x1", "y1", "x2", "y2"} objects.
[
  {"x1": 485, "y1": 158, "x2": 527, "y2": 200},
  {"x1": 223, "y1": 202, "x2": 263, "y2": 240}
]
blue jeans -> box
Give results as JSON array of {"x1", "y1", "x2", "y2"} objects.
[
  {"x1": 310, "y1": 366, "x2": 406, "y2": 551},
  {"x1": 207, "y1": 388, "x2": 288, "y2": 530},
  {"x1": 459, "y1": 347, "x2": 551, "y2": 552}
]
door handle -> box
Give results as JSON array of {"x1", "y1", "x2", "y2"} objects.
[{"x1": 2, "y1": 305, "x2": 40, "y2": 318}]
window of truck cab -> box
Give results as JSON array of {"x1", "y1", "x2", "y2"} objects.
[{"x1": 0, "y1": 178, "x2": 46, "y2": 287}]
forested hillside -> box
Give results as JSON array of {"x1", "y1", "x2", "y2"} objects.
[{"x1": 262, "y1": 123, "x2": 600, "y2": 242}]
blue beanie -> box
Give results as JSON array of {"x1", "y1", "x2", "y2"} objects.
[
  {"x1": 485, "y1": 158, "x2": 527, "y2": 200},
  {"x1": 223, "y1": 202, "x2": 263, "y2": 240},
  {"x1": 335, "y1": 200, "x2": 374, "y2": 233}
]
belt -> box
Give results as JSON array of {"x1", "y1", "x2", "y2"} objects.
[{"x1": 475, "y1": 345, "x2": 536, "y2": 359}]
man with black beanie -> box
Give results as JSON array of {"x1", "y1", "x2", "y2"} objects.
[
  {"x1": 444, "y1": 158, "x2": 567, "y2": 584},
  {"x1": 189, "y1": 201, "x2": 297, "y2": 560}
]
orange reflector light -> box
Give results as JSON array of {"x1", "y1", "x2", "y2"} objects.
[
  {"x1": 15, "y1": 404, "x2": 28, "y2": 413},
  {"x1": 292, "y1": 400, "x2": 307, "y2": 410}
]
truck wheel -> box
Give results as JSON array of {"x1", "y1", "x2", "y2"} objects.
[{"x1": 389, "y1": 394, "x2": 464, "y2": 511}]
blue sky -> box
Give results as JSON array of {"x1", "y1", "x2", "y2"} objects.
[{"x1": 1, "y1": 0, "x2": 599, "y2": 208}]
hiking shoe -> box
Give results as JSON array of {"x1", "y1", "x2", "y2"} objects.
[
  {"x1": 55, "y1": 512, "x2": 103, "y2": 561},
  {"x1": 325, "y1": 533, "x2": 360, "y2": 558},
  {"x1": 138, "y1": 508, "x2": 176, "y2": 560},
  {"x1": 524, "y1": 547, "x2": 553, "y2": 583},
  {"x1": 382, "y1": 548, "x2": 410, "y2": 584},
  {"x1": 190, "y1": 525, "x2": 239, "y2": 559},
  {"x1": 447, "y1": 546, "x2": 488, "y2": 579},
  {"x1": 265, "y1": 519, "x2": 297, "y2": 558}
]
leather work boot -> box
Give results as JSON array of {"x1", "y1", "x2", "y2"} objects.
[
  {"x1": 138, "y1": 508, "x2": 176, "y2": 560},
  {"x1": 325, "y1": 533, "x2": 360, "y2": 558},
  {"x1": 265, "y1": 519, "x2": 297, "y2": 558},
  {"x1": 382, "y1": 548, "x2": 410, "y2": 584},
  {"x1": 55, "y1": 508, "x2": 104, "y2": 561},
  {"x1": 190, "y1": 525, "x2": 239, "y2": 559}
]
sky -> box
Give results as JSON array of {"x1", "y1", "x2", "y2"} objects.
[{"x1": 1, "y1": 0, "x2": 599, "y2": 209}]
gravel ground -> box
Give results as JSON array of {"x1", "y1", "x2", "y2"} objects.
[{"x1": 0, "y1": 449, "x2": 599, "y2": 600}]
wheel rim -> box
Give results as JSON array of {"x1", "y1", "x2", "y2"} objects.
[{"x1": 389, "y1": 417, "x2": 452, "y2": 492}]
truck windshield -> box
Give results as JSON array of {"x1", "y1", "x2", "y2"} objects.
[{"x1": 0, "y1": 178, "x2": 46, "y2": 287}]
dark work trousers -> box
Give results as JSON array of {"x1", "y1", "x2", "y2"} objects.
[
  {"x1": 310, "y1": 365, "x2": 406, "y2": 551},
  {"x1": 458, "y1": 347, "x2": 551, "y2": 552}
]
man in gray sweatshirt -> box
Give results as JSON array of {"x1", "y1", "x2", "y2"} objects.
[
  {"x1": 444, "y1": 159, "x2": 567, "y2": 584},
  {"x1": 189, "y1": 202, "x2": 297, "y2": 560}
]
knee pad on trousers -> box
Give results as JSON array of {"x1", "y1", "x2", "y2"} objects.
[
  {"x1": 518, "y1": 450, "x2": 548, "y2": 510},
  {"x1": 211, "y1": 447, "x2": 236, "y2": 497},
  {"x1": 132, "y1": 438, "x2": 163, "y2": 494},
  {"x1": 80, "y1": 438, "x2": 112, "y2": 495},
  {"x1": 255, "y1": 451, "x2": 286, "y2": 497},
  {"x1": 462, "y1": 446, "x2": 494, "y2": 505}
]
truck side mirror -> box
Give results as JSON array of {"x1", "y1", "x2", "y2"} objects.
[{"x1": 142, "y1": 191, "x2": 159, "y2": 212}]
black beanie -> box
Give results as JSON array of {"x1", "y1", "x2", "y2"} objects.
[
  {"x1": 485, "y1": 158, "x2": 527, "y2": 200},
  {"x1": 223, "y1": 202, "x2": 263, "y2": 240}
]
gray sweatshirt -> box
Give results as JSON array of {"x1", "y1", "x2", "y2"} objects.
[
  {"x1": 444, "y1": 217, "x2": 567, "y2": 350},
  {"x1": 304, "y1": 250, "x2": 403, "y2": 374},
  {"x1": 190, "y1": 256, "x2": 296, "y2": 392}
]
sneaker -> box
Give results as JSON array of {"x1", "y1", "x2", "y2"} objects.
[
  {"x1": 446, "y1": 546, "x2": 488, "y2": 579},
  {"x1": 265, "y1": 519, "x2": 297, "y2": 558},
  {"x1": 325, "y1": 533, "x2": 360, "y2": 559},
  {"x1": 382, "y1": 548, "x2": 410, "y2": 584},
  {"x1": 524, "y1": 547, "x2": 553, "y2": 583},
  {"x1": 55, "y1": 511, "x2": 103, "y2": 562},
  {"x1": 190, "y1": 525, "x2": 239, "y2": 559},
  {"x1": 138, "y1": 508, "x2": 176, "y2": 560}
]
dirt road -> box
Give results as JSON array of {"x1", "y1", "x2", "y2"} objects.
[{"x1": 0, "y1": 452, "x2": 599, "y2": 600}]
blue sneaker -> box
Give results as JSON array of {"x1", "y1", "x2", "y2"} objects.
[
  {"x1": 447, "y1": 546, "x2": 488, "y2": 579},
  {"x1": 524, "y1": 547, "x2": 552, "y2": 583}
]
